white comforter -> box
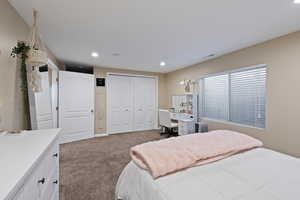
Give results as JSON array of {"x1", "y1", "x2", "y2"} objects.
[{"x1": 116, "y1": 148, "x2": 300, "y2": 200}]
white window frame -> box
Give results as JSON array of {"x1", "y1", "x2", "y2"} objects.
[{"x1": 199, "y1": 64, "x2": 267, "y2": 129}]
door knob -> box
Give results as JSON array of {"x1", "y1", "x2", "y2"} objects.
[{"x1": 91, "y1": 109, "x2": 94, "y2": 113}]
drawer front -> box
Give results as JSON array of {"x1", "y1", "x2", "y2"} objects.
[
  {"x1": 13, "y1": 138, "x2": 59, "y2": 200},
  {"x1": 51, "y1": 188, "x2": 59, "y2": 200},
  {"x1": 11, "y1": 187, "x2": 24, "y2": 200},
  {"x1": 45, "y1": 139, "x2": 59, "y2": 176},
  {"x1": 49, "y1": 139, "x2": 59, "y2": 167},
  {"x1": 36, "y1": 139, "x2": 59, "y2": 197},
  {"x1": 21, "y1": 170, "x2": 40, "y2": 200},
  {"x1": 42, "y1": 168, "x2": 59, "y2": 200}
]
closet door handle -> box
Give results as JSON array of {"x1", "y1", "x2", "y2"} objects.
[
  {"x1": 53, "y1": 153, "x2": 58, "y2": 157},
  {"x1": 53, "y1": 180, "x2": 58, "y2": 184}
]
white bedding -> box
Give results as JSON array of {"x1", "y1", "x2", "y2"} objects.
[{"x1": 116, "y1": 148, "x2": 300, "y2": 200}]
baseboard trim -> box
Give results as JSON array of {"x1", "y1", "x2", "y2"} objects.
[
  {"x1": 108, "y1": 128, "x2": 160, "y2": 135},
  {"x1": 94, "y1": 133, "x2": 108, "y2": 137}
]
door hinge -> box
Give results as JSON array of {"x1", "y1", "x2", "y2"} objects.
[
  {"x1": 56, "y1": 106, "x2": 59, "y2": 111},
  {"x1": 56, "y1": 78, "x2": 59, "y2": 82}
]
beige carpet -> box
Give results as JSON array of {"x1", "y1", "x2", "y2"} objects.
[{"x1": 60, "y1": 130, "x2": 163, "y2": 200}]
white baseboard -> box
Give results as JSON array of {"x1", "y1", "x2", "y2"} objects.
[{"x1": 94, "y1": 133, "x2": 108, "y2": 137}]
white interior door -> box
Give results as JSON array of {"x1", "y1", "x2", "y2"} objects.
[
  {"x1": 34, "y1": 72, "x2": 54, "y2": 129},
  {"x1": 107, "y1": 75, "x2": 134, "y2": 134},
  {"x1": 59, "y1": 71, "x2": 95, "y2": 143},
  {"x1": 134, "y1": 77, "x2": 156, "y2": 131}
]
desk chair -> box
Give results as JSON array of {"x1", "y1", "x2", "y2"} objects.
[{"x1": 159, "y1": 109, "x2": 178, "y2": 137}]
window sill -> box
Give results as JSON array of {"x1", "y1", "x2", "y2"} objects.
[{"x1": 201, "y1": 118, "x2": 265, "y2": 131}]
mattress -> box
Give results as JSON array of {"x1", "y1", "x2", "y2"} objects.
[{"x1": 116, "y1": 148, "x2": 300, "y2": 200}]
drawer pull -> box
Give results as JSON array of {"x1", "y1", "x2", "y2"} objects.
[
  {"x1": 53, "y1": 180, "x2": 58, "y2": 184},
  {"x1": 38, "y1": 178, "x2": 46, "y2": 184},
  {"x1": 53, "y1": 153, "x2": 58, "y2": 157}
]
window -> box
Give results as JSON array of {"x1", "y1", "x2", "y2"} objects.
[{"x1": 199, "y1": 65, "x2": 266, "y2": 128}]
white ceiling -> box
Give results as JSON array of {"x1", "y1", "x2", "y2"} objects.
[{"x1": 9, "y1": 0, "x2": 300, "y2": 73}]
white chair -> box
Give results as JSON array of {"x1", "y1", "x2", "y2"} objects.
[{"x1": 159, "y1": 109, "x2": 178, "y2": 137}]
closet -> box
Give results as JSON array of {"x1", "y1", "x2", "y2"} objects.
[{"x1": 107, "y1": 74, "x2": 157, "y2": 134}]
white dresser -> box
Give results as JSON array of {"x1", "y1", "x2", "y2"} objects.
[{"x1": 0, "y1": 129, "x2": 60, "y2": 200}]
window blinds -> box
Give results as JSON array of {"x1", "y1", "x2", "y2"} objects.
[
  {"x1": 200, "y1": 65, "x2": 266, "y2": 128},
  {"x1": 203, "y1": 74, "x2": 229, "y2": 121},
  {"x1": 230, "y1": 67, "x2": 266, "y2": 128}
]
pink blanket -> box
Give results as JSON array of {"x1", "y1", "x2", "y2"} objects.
[{"x1": 131, "y1": 130, "x2": 263, "y2": 178}]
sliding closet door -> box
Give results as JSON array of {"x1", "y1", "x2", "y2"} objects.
[
  {"x1": 107, "y1": 75, "x2": 134, "y2": 134},
  {"x1": 133, "y1": 77, "x2": 156, "y2": 131}
]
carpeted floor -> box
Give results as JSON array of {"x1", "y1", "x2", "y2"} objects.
[{"x1": 60, "y1": 130, "x2": 163, "y2": 200}]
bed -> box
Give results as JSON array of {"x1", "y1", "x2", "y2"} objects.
[{"x1": 116, "y1": 147, "x2": 300, "y2": 200}]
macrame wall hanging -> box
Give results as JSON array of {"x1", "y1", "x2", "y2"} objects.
[{"x1": 27, "y1": 10, "x2": 48, "y2": 93}]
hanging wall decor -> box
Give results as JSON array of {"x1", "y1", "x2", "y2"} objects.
[
  {"x1": 26, "y1": 10, "x2": 48, "y2": 93},
  {"x1": 27, "y1": 10, "x2": 48, "y2": 67},
  {"x1": 10, "y1": 10, "x2": 48, "y2": 129}
]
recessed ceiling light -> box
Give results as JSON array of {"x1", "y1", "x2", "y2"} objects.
[
  {"x1": 91, "y1": 52, "x2": 99, "y2": 58},
  {"x1": 294, "y1": 0, "x2": 300, "y2": 4},
  {"x1": 160, "y1": 61, "x2": 166, "y2": 66}
]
